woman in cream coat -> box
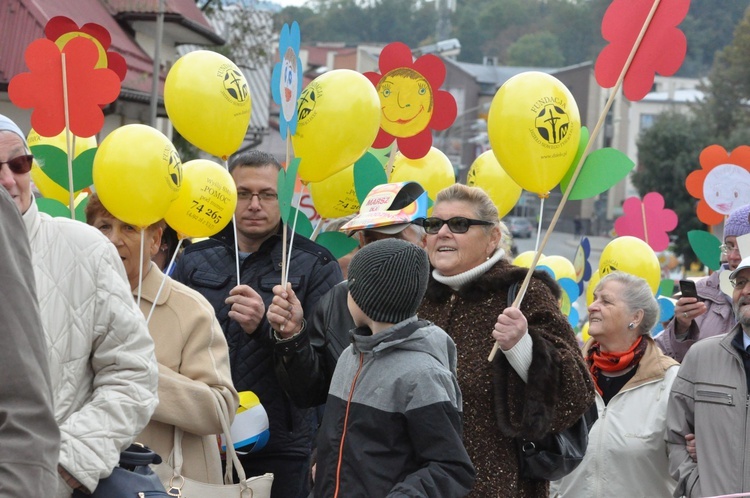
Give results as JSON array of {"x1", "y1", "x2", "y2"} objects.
[{"x1": 86, "y1": 195, "x2": 239, "y2": 483}]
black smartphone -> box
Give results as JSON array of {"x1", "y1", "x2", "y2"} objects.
[{"x1": 679, "y1": 279, "x2": 698, "y2": 299}]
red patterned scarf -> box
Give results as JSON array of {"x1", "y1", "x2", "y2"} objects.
[{"x1": 587, "y1": 336, "x2": 647, "y2": 395}]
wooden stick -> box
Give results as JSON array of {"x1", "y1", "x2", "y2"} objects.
[
  {"x1": 385, "y1": 142, "x2": 398, "y2": 179},
  {"x1": 224, "y1": 158, "x2": 241, "y2": 286},
  {"x1": 641, "y1": 201, "x2": 649, "y2": 245},
  {"x1": 61, "y1": 53, "x2": 75, "y2": 219},
  {"x1": 283, "y1": 184, "x2": 305, "y2": 288},
  {"x1": 281, "y1": 129, "x2": 291, "y2": 284},
  {"x1": 488, "y1": 0, "x2": 664, "y2": 362}
]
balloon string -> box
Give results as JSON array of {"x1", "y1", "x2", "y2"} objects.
[
  {"x1": 61, "y1": 53, "x2": 75, "y2": 220},
  {"x1": 641, "y1": 202, "x2": 649, "y2": 245},
  {"x1": 137, "y1": 228, "x2": 145, "y2": 308},
  {"x1": 488, "y1": 0, "x2": 663, "y2": 363},
  {"x1": 311, "y1": 217, "x2": 325, "y2": 242},
  {"x1": 223, "y1": 158, "x2": 241, "y2": 286},
  {"x1": 145, "y1": 238, "x2": 184, "y2": 326},
  {"x1": 534, "y1": 197, "x2": 544, "y2": 253}
]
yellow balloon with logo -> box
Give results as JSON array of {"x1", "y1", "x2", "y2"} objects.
[
  {"x1": 539, "y1": 255, "x2": 576, "y2": 281},
  {"x1": 28, "y1": 129, "x2": 97, "y2": 203},
  {"x1": 165, "y1": 51, "x2": 251, "y2": 159},
  {"x1": 466, "y1": 150, "x2": 522, "y2": 218},
  {"x1": 487, "y1": 71, "x2": 580, "y2": 195},
  {"x1": 513, "y1": 250, "x2": 545, "y2": 268},
  {"x1": 93, "y1": 124, "x2": 182, "y2": 227},
  {"x1": 309, "y1": 164, "x2": 361, "y2": 219},
  {"x1": 390, "y1": 147, "x2": 455, "y2": 214},
  {"x1": 293, "y1": 69, "x2": 381, "y2": 183},
  {"x1": 599, "y1": 236, "x2": 661, "y2": 294},
  {"x1": 165, "y1": 160, "x2": 237, "y2": 238}
]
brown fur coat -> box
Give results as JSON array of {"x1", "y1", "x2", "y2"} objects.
[{"x1": 417, "y1": 260, "x2": 595, "y2": 497}]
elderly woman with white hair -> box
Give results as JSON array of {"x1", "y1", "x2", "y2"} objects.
[{"x1": 552, "y1": 271, "x2": 679, "y2": 497}]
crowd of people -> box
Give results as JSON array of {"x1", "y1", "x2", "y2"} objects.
[{"x1": 2, "y1": 109, "x2": 750, "y2": 497}]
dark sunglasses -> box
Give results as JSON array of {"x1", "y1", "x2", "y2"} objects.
[
  {"x1": 1, "y1": 154, "x2": 34, "y2": 174},
  {"x1": 418, "y1": 216, "x2": 494, "y2": 234}
]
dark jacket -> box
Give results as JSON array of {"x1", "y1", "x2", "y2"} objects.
[
  {"x1": 274, "y1": 280, "x2": 353, "y2": 407},
  {"x1": 172, "y1": 223, "x2": 343, "y2": 459},
  {"x1": 417, "y1": 261, "x2": 595, "y2": 497},
  {"x1": 315, "y1": 317, "x2": 475, "y2": 497}
]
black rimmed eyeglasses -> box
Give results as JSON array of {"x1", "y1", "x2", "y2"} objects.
[{"x1": 417, "y1": 216, "x2": 494, "y2": 234}]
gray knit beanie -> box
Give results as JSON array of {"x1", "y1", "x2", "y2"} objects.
[
  {"x1": 347, "y1": 238, "x2": 429, "y2": 324},
  {"x1": 724, "y1": 204, "x2": 750, "y2": 239}
]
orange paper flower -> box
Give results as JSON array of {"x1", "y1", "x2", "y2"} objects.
[{"x1": 686, "y1": 145, "x2": 750, "y2": 225}]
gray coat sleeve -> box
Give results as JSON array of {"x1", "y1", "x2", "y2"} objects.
[{"x1": 0, "y1": 188, "x2": 61, "y2": 497}]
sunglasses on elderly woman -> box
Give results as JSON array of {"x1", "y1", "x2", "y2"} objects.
[
  {"x1": 418, "y1": 216, "x2": 494, "y2": 234},
  {"x1": 0, "y1": 154, "x2": 34, "y2": 175}
]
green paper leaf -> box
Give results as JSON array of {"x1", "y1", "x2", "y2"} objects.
[
  {"x1": 278, "y1": 158, "x2": 301, "y2": 224},
  {"x1": 368, "y1": 144, "x2": 393, "y2": 167},
  {"x1": 688, "y1": 229, "x2": 722, "y2": 271},
  {"x1": 75, "y1": 195, "x2": 90, "y2": 221},
  {"x1": 658, "y1": 279, "x2": 675, "y2": 298},
  {"x1": 354, "y1": 152, "x2": 388, "y2": 204},
  {"x1": 288, "y1": 206, "x2": 313, "y2": 238},
  {"x1": 315, "y1": 231, "x2": 359, "y2": 259},
  {"x1": 31, "y1": 144, "x2": 96, "y2": 191},
  {"x1": 560, "y1": 145, "x2": 635, "y2": 201},
  {"x1": 36, "y1": 198, "x2": 72, "y2": 218}
]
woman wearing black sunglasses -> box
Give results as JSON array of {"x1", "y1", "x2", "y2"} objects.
[{"x1": 416, "y1": 184, "x2": 594, "y2": 497}]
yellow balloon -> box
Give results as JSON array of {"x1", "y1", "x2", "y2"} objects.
[
  {"x1": 513, "y1": 250, "x2": 545, "y2": 268},
  {"x1": 390, "y1": 147, "x2": 455, "y2": 214},
  {"x1": 293, "y1": 70, "x2": 381, "y2": 183},
  {"x1": 93, "y1": 124, "x2": 182, "y2": 227},
  {"x1": 466, "y1": 151, "x2": 522, "y2": 218},
  {"x1": 586, "y1": 269, "x2": 601, "y2": 306},
  {"x1": 599, "y1": 236, "x2": 661, "y2": 294},
  {"x1": 581, "y1": 321, "x2": 590, "y2": 343},
  {"x1": 487, "y1": 71, "x2": 580, "y2": 195},
  {"x1": 165, "y1": 160, "x2": 237, "y2": 238},
  {"x1": 165, "y1": 51, "x2": 251, "y2": 159},
  {"x1": 309, "y1": 164, "x2": 361, "y2": 219},
  {"x1": 539, "y1": 255, "x2": 576, "y2": 281},
  {"x1": 28, "y1": 128, "x2": 96, "y2": 203},
  {"x1": 28, "y1": 128, "x2": 97, "y2": 157}
]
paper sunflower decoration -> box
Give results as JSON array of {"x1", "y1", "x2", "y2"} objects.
[{"x1": 364, "y1": 42, "x2": 457, "y2": 160}]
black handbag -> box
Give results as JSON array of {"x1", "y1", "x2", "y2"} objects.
[
  {"x1": 72, "y1": 443, "x2": 169, "y2": 497},
  {"x1": 504, "y1": 280, "x2": 597, "y2": 481}
]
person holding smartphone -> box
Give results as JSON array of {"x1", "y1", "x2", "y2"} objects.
[{"x1": 656, "y1": 204, "x2": 750, "y2": 362}]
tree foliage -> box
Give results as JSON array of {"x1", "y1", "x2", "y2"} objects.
[
  {"x1": 632, "y1": 111, "x2": 711, "y2": 265},
  {"x1": 507, "y1": 32, "x2": 564, "y2": 67}
]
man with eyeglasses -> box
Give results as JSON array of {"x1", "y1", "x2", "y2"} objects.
[
  {"x1": 0, "y1": 115, "x2": 158, "y2": 498},
  {"x1": 656, "y1": 204, "x2": 750, "y2": 362},
  {"x1": 666, "y1": 254, "x2": 750, "y2": 497},
  {"x1": 267, "y1": 181, "x2": 427, "y2": 409},
  {"x1": 172, "y1": 150, "x2": 343, "y2": 498}
]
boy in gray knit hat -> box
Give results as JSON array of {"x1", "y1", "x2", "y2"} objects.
[
  {"x1": 313, "y1": 238, "x2": 475, "y2": 497},
  {"x1": 657, "y1": 203, "x2": 750, "y2": 361}
]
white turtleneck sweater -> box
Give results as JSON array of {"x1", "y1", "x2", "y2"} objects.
[{"x1": 432, "y1": 247, "x2": 533, "y2": 382}]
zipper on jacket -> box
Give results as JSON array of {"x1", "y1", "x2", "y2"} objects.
[
  {"x1": 334, "y1": 353, "x2": 364, "y2": 498},
  {"x1": 697, "y1": 389, "x2": 733, "y2": 404}
]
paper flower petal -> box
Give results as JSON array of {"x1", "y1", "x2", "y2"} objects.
[{"x1": 614, "y1": 192, "x2": 677, "y2": 252}]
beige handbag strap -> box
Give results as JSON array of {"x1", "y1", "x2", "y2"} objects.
[{"x1": 169, "y1": 392, "x2": 248, "y2": 487}]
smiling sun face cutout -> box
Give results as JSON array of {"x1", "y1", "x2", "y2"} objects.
[
  {"x1": 377, "y1": 68, "x2": 434, "y2": 138},
  {"x1": 365, "y1": 42, "x2": 456, "y2": 160}
]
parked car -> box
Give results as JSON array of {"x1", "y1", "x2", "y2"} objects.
[{"x1": 505, "y1": 216, "x2": 534, "y2": 239}]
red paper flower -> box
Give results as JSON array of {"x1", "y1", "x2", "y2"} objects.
[
  {"x1": 614, "y1": 192, "x2": 677, "y2": 252},
  {"x1": 595, "y1": 0, "x2": 689, "y2": 101},
  {"x1": 364, "y1": 42, "x2": 457, "y2": 160},
  {"x1": 45, "y1": 16, "x2": 127, "y2": 82},
  {"x1": 9, "y1": 37, "x2": 121, "y2": 138},
  {"x1": 686, "y1": 145, "x2": 750, "y2": 225}
]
